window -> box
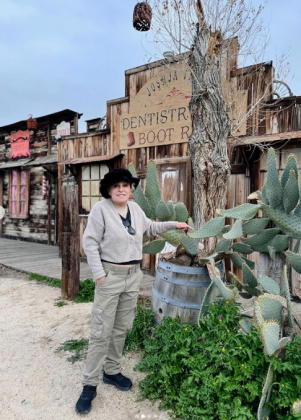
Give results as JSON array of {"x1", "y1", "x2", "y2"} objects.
[
  {"x1": 9, "y1": 170, "x2": 30, "y2": 218},
  {"x1": 81, "y1": 164, "x2": 109, "y2": 213}
]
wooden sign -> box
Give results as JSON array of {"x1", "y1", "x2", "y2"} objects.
[
  {"x1": 10, "y1": 130, "x2": 31, "y2": 158},
  {"x1": 57, "y1": 121, "x2": 71, "y2": 136},
  {"x1": 120, "y1": 63, "x2": 192, "y2": 150}
]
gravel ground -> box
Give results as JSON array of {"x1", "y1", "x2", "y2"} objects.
[{"x1": 0, "y1": 266, "x2": 171, "y2": 420}]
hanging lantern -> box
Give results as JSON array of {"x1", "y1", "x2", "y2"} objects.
[
  {"x1": 27, "y1": 115, "x2": 38, "y2": 130},
  {"x1": 42, "y1": 173, "x2": 47, "y2": 196},
  {"x1": 133, "y1": 2, "x2": 152, "y2": 32}
]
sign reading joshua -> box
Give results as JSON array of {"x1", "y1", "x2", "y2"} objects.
[{"x1": 120, "y1": 64, "x2": 192, "y2": 150}]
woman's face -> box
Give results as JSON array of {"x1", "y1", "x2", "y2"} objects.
[{"x1": 108, "y1": 181, "x2": 132, "y2": 205}]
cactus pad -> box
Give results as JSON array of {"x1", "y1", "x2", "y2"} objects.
[
  {"x1": 265, "y1": 148, "x2": 283, "y2": 209},
  {"x1": 282, "y1": 169, "x2": 299, "y2": 213},
  {"x1": 256, "y1": 235, "x2": 289, "y2": 253},
  {"x1": 230, "y1": 272, "x2": 244, "y2": 291},
  {"x1": 242, "y1": 263, "x2": 258, "y2": 288},
  {"x1": 218, "y1": 203, "x2": 262, "y2": 220},
  {"x1": 230, "y1": 252, "x2": 245, "y2": 269},
  {"x1": 215, "y1": 238, "x2": 232, "y2": 253},
  {"x1": 258, "y1": 295, "x2": 283, "y2": 323},
  {"x1": 258, "y1": 275, "x2": 280, "y2": 295},
  {"x1": 166, "y1": 201, "x2": 176, "y2": 220},
  {"x1": 241, "y1": 256, "x2": 255, "y2": 270},
  {"x1": 281, "y1": 154, "x2": 298, "y2": 188},
  {"x1": 242, "y1": 218, "x2": 270, "y2": 235},
  {"x1": 174, "y1": 202, "x2": 188, "y2": 222},
  {"x1": 286, "y1": 250, "x2": 301, "y2": 274},
  {"x1": 260, "y1": 321, "x2": 281, "y2": 356},
  {"x1": 262, "y1": 204, "x2": 301, "y2": 239},
  {"x1": 187, "y1": 217, "x2": 195, "y2": 230},
  {"x1": 156, "y1": 201, "x2": 172, "y2": 221},
  {"x1": 161, "y1": 229, "x2": 184, "y2": 246},
  {"x1": 223, "y1": 219, "x2": 243, "y2": 240},
  {"x1": 143, "y1": 239, "x2": 166, "y2": 254},
  {"x1": 198, "y1": 282, "x2": 216, "y2": 319},
  {"x1": 145, "y1": 160, "x2": 162, "y2": 218},
  {"x1": 241, "y1": 228, "x2": 280, "y2": 251},
  {"x1": 231, "y1": 242, "x2": 253, "y2": 254},
  {"x1": 188, "y1": 217, "x2": 225, "y2": 239},
  {"x1": 180, "y1": 235, "x2": 199, "y2": 256},
  {"x1": 207, "y1": 260, "x2": 236, "y2": 301}
]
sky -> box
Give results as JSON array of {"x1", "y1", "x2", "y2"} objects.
[{"x1": 0, "y1": 0, "x2": 300, "y2": 133}]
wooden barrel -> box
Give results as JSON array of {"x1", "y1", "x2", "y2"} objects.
[{"x1": 151, "y1": 259, "x2": 223, "y2": 324}]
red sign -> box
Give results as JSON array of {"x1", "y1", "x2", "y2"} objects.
[{"x1": 10, "y1": 130, "x2": 31, "y2": 158}]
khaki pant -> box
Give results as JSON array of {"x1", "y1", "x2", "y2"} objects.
[{"x1": 82, "y1": 262, "x2": 143, "y2": 386}]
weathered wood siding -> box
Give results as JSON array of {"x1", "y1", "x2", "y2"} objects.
[{"x1": 0, "y1": 116, "x2": 78, "y2": 244}]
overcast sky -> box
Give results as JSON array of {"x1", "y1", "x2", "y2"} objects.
[{"x1": 0, "y1": 0, "x2": 300, "y2": 133}]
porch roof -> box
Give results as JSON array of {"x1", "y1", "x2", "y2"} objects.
[{"x1": 59, "y1": 154, "x2": 123, "y2": 165}]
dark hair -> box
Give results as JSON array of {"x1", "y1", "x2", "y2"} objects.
[{"x1": 100, "y1": 168, "x2": 140, "y2": 199}]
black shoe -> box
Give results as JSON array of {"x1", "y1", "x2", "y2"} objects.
[
  {"x1": 75, "y1": 385, "x2": 97, "y2": 414},
  {"x1": 103, "y1": 372, "x2": 132, "y2": 391}
]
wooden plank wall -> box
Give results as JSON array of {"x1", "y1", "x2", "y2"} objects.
[
  {"x1": 233, "y1": 64, "x2": 274, "y2": 136},
  {"x1": 264, "y1": 102, "x2": 301, "y2": 135},
  {"x1": 0, "y1": 118, "x2": 77, "y2": 244}
]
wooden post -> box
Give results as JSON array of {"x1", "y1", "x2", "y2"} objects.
[
  {"x1": 47, "y1": 172, "x2": 52, "y2": 245},
  {"x1": 61, "y1": 176, "x2": 80, "y2": 300},
  {"x1": 47, "y1": 122, "x2": 52, "y2": 155}
]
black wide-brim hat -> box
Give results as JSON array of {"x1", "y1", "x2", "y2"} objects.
[{"x1": 100, "y1": 168, "x2": 140, "y2": 199}]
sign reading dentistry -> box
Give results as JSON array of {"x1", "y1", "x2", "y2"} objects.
[{"x1": 120, "y1": 64, "x2": 192, "y2": 149}]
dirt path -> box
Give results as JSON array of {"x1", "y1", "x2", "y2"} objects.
[{"x1": 0, "y1": 271, "x2": 170, "y2": 420}]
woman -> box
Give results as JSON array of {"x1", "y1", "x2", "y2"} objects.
[{"x1": 76, "y1": 168, "x2": 191, "y2": 414}]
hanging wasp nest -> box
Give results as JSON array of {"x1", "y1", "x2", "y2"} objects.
[{"x1": 133, "y1": 2, "x2": 152, "y2": 32}]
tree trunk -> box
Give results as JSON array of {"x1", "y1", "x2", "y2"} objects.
[{"x1": 188, "y1": 14, "x2": 231, "y2": 231}]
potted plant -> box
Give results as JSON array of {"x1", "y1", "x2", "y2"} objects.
[{"x1": 128, "y1": 160, "x2": 253, "y2": 323}]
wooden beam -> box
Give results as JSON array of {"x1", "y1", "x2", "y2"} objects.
[
  {"x1": 107, "y1": 96, "x2": 129, "y2": 106},
  {"x1": 61, "y1": 178, "x2": 80, "y2": 300},
  {"x1": 47, "y1": 122, "x2": 51, "y2": 155},
  {"x1": 228, "y1": 130, "x2": 301, "y2": 147},
  {"x1": 74, "y1": 114, "x2": 79, "y2": 135}
]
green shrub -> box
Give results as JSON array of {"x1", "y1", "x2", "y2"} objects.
[
  {"x1": 29, "y1": 273, "x2": 95, "y2": 303},
  {"x1": 74, "y1": 279, "x2": 95, "y2": 303},
  {"x1": 56, "y1": 338, "x2": 89, "y2": 363},
  {"x1": 54, "y1": 301, "x2": 68, "y2": 307},
  {"x1": 135, "y1": 301, "x2": 301, "y2": 420},
  {"x1": 124, "y1": 302, "x2": 156, "y2": 353},
  {"x1": 29, "y1": 273, "x2": 61, "y2": 288}
]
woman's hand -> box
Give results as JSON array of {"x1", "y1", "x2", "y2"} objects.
[
  {"x1": 96, "y1": 275, "x2": 106, "y2": 286},
  {"x1": 175, "y1": 222, "x2": 194, "y2": 232}
]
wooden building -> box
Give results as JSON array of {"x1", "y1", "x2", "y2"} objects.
[
  {"x1": 58, "y1": 48, "x2": 275, "y2": 273},
  {"x1": 0, "y1": 110, "x2": 82, "y2": 244}
]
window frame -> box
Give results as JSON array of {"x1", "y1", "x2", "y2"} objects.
[
  {"x1": 9, "y1": 169, "x2": 30, "y2": 219},
  {"x1": 80, "y1": 163, "x2": 109, "y2": 214}
]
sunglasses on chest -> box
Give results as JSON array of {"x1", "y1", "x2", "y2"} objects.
[{"x1": 120, "y1": 208, "x2": 136, "y2": 235}]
